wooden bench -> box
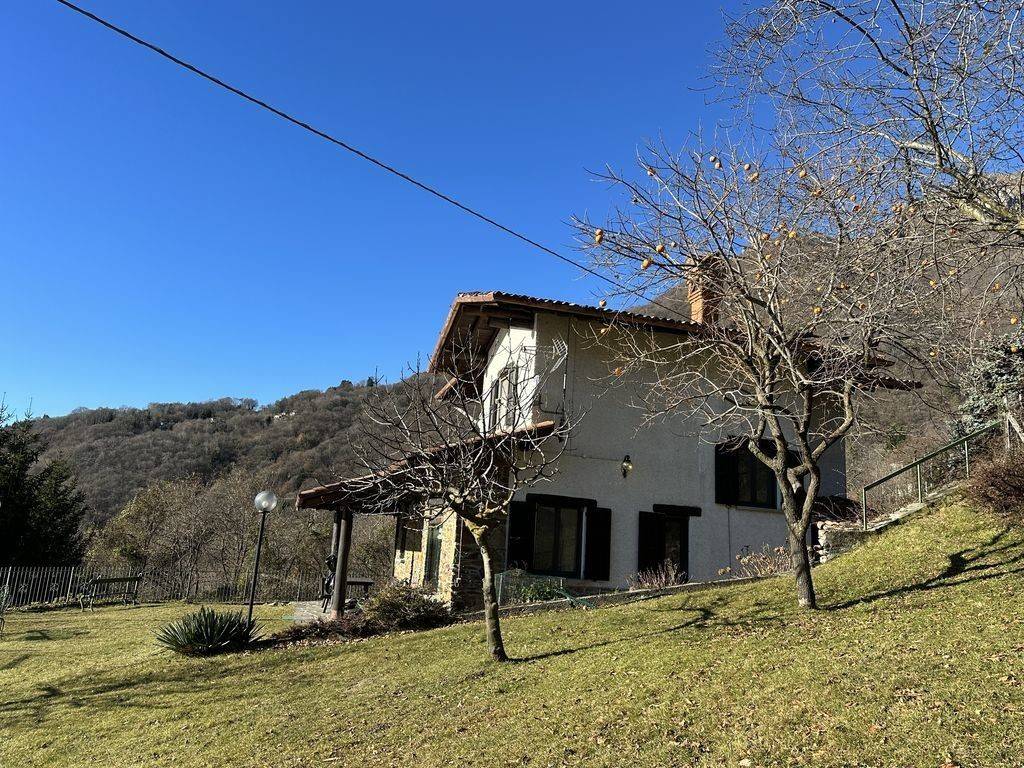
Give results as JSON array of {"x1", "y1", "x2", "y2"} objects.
[{"x1": 79, "y1": 575, "x2": 143, "y2": 611}]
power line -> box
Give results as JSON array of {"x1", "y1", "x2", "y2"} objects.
[{"x1": 53, "y1": 0, "x2": 678, "y2": 316}]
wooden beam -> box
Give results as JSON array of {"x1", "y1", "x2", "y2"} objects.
[
  {"x1": 329, "y1": 509, "x2": 341, "y2": 560},
  {"x1": 329, "y1": 508, "x2": 354, "y2": 620}
]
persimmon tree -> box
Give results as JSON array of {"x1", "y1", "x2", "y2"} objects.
[
  {"x1": 577, "y1": 0, "x2": 1024, "y2": 610},
  {"x1": 577, "y1": 140, "x2": 1020, "y2": 610},
  {"x1": 718, "y1": 0, "x2": 1024, "y2": 237},
  {"x1": 350, "y1": 340, "x2": 574, "y2": 661}
]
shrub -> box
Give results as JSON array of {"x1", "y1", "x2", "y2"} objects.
[
  {"x1": 271, "y1": 617, "x2": 361, "y2": 645},
  {"x1": 512, "y1": 579, "x2": 565, "y2": 604},
  {"x1": 360, "y1": 582, "x2": 451, "y2": 633},
  {"x1": 497, "y1": 570, "x2": 565, "y2": 605},
  {"x1": 725, "y1": 544, "x2": 792, "y2": 578},
  {"x1": 627, "y1": 560, "x2": 686, "y2": 591},
  {"x1": 965, "y1": 450, "x2": 1024, "y2": 522},
  {"x1": 270, "y1": 584, "x2": 451, "y2": 647},
  {"x1": 155, "y1": 607, "x2": 261, "y2": 656},
  {"x1": 813, "y1": 495, "x2": 862, "y2": 524}
]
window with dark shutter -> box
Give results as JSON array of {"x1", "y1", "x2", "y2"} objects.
[
  {"x1": 637, "y1": 505, "x2": 700, "y2": 577},
  {"x1": 583, "y1": 507, "x2": 611, "y2": 581},
  {"x1": 509, "y1": 495, "x2": 596, "y2": 578},
  {"x1": 506, "y1": 500, "x2": 534, "y2": 569},
  {"x1": 637, "y1": 511, "x2": 665, "y2": 573},
  {"x1": 715, "y1": 446, "x2": 738, "y2": 505},
  {"x1": 715, "y1": 441, "x2": 779, "y2": 509}
]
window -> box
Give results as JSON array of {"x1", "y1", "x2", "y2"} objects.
[
  {"x1": 396, "y1": 518, "x2": 423, "y2": 554},
  {"x1": 487, "y1": 366, "x2": 519, "y2": 431},
  {"x1": 715, "y1": 441, "x2": 778, "y2": 508},
  {"x1": 507, "y1": 494, "x2": 608, "y2": 579},
  {"x1": 423, "y1": 523, "x2": 443, "y2": 586},
  {"x1": 532, "y1": 502, "x2": 580, "y2": 575},
  {"x1": 637, "y1": 505, "x2": 701, "y2": 576}
]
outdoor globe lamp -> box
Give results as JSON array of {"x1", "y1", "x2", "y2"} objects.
[
  {"x1": 247, "y1": 490, "x2": 278, "y2": 626},
  {"x1": 255, "y1": 490, "x2": 279, "y2": 513}
]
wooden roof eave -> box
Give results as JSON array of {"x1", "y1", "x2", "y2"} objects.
[{"x1": 295, "y1": 420, "x2": 558, "y2": 512}]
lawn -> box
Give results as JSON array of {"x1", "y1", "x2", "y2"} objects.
[{"x1": 2, "y1": 502, "x2": 1022, "y2": 768}]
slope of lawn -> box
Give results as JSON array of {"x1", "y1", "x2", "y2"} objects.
[{"x1": 2, "y1": 502, "x2": 1022, "y2": 768}]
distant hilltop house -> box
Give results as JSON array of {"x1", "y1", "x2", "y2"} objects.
[{"x1": 298, "y1": 291, "x2": 847, "y2": 611}]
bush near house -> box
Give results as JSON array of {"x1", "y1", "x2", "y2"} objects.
[
  {"x1": 965, "y1": 450, "x2": 1024, "y2": 522},
  {"x1": 273, "y1": 582, "x2": 452, "y2": 645}
]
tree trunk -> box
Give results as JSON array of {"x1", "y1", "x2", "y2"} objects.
[
  {"x1": 781, "y1": 473, "x2": 818, "y2": 611},
  {"x1": 470, "y1": 527, "x2": 508, "y2": 662},
  {"x1": 788, "y1": 528, "x2": 817, "y2": 610}
]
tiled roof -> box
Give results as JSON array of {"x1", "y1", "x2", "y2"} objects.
[
  {"x1": 429, "y1": 290, "x2": 700, "y2": 372},
  {"x1": 457, "y1": 290, "x2": 698, "y2": 330}
]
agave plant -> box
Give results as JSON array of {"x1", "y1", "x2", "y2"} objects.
[{"x1": 155, "y1": 606, "x2": 261, "y2": 656}]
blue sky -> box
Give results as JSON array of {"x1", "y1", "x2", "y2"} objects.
[{"x1": 3, "y1": 1, "x2": 741, "y2": 417}]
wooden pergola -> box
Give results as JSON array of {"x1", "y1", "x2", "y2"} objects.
[
  {"x1": 295, "y1": 420, "x2": 558, "y2": 618},
  {"x1": 295, "y1": 475, "x2": 394, "y2": 619}
]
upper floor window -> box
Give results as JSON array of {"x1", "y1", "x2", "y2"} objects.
[
  {"x1": 487, "y1": 366, "x2": 519, "y2": 431},
  {"x1": 715, "y1": 441, "x2": 778, "y2": 509}
]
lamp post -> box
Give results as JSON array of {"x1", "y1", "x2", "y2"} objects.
[{"x1": 247, "y1": 490, "x2": 278, "y2": 627}]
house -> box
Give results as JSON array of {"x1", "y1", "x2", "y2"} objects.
[{"x1": 297, "y1": 291, "x2": 847, "y2": 612}]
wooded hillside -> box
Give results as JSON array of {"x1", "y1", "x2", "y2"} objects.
[{"x1": 31, "y1": 381, "x2": 375, "y2": 527}]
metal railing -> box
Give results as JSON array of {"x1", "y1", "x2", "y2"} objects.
[
  {"x1": 495, "y1": 570, "x2": 566, "y2": 607},
  {"x1": 860, "y1": 416, "x2": 1008, "y2": 531},
  {"x1": 0, "y1": 564, "x2": 328, "y2": 610}
]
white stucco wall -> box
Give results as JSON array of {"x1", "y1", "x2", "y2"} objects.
[
  {"x1": 482, "y1": 325, "x2": 537, "y2": 430},
  {"x1": 476, "y1": 310, "x2": 848, "y2": 590}
]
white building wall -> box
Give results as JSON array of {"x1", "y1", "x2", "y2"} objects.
[{"x1": 480, "y1": 310, "x2": 847, "y2": 589}]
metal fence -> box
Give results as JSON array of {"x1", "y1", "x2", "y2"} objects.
[
  {"x1": 0, "y1": 564, "x2": 328, "y2": 610},
  {"x1": 495, "y1": 569, "x2": 567, "y2": 606},
  {"x1": 860, "y1": 418, "x2": 1007, "y2": 528}
]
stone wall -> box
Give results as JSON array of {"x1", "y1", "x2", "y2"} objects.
[
  {"x1": 390, "y1": 510, "x2": 506, "y2": 613},
  {"x1": 447, "y1": 522, "x2": 507, "y2": 612}
]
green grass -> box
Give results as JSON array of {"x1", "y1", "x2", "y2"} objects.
[{"x1": 2, "y1": 503, "x2": 1023, "y2": 768}]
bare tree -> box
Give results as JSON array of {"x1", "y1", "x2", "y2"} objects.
[
  {"x1": 718, "y1": 0, "x2": 1024, "y2": 237},
  {"x1": 351, "y1": 339, "x2": 574, "y2": 661},
  {"x1": 577, "y1": 137, "x2": 1019, "y2": 609}
]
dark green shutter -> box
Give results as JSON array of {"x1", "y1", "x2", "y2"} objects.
[
  {"x1": 506, "y1": 500, "x2": 534, "y2": 569},
  {"x1": 637, "y1": 511, "x2": 665, "y2": 573},
  {"x1": 715, "y1": 445, "x2": 738, "y2": 504},
  {"x1": 584, "y1": 507, "x2": 612, "y2": 581}
]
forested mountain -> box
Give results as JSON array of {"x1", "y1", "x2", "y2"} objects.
[{"x1": 31, "y1": 381, "x2": 375, "y2": 528}]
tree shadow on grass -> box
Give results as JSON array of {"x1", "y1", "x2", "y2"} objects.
[
  {"x1": 0, "y1": 653, "x2": 32, "y2": 671},
  {"x1": 511, "y1": 593, "x2": 787, "y2": 663},
  {"x1": 21, "y1": 628, "x2": 90, "y2": 642},
  {"x1": 0, "y1": 642, "x2": 309, "y2": 725},
  {"x1": 826, "y1": 526, "x2": 1024, "y2": 612}
]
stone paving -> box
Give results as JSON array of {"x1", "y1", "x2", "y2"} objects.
[{"x1": 286, "y1": 600, "x2": 326, "y2": 623}]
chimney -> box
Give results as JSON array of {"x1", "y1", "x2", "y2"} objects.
[{"x1": 686, "y1": 278, "x2": 720, "y2": 324}]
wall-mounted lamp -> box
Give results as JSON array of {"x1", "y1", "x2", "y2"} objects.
[{"x1": 621, "y1": 454, "x2": 633, "y2": 479}]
